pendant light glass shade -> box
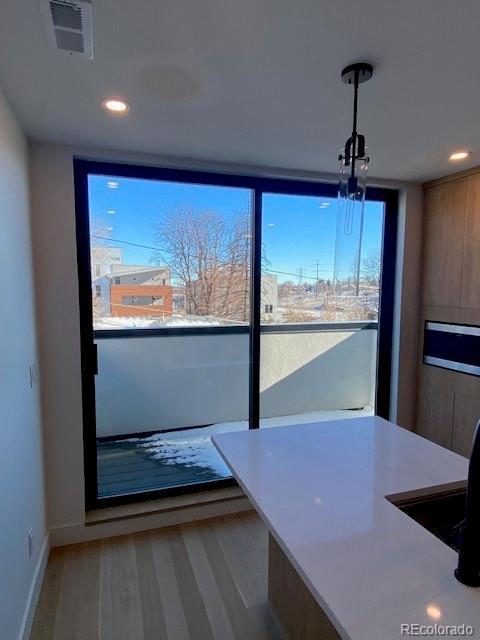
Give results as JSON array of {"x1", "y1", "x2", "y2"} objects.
[{"x1": 334, "y1": 168, "x2": 365, "y2": 295}]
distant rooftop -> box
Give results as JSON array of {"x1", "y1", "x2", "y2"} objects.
[{"x1": 109, "y1": 264, "x2": 170, "y2": 277}]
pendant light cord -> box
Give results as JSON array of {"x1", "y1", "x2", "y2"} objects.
[{"x1": 351, "y1": 69, "x2": 359, "y2": 181}]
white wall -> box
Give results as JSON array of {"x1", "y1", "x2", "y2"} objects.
[
  {"x1": 30, "y1": 145, "x2": 86, "y2": 532},
  {"x1": 95, "y1": 328, "x2": 376, "y2": 436},
  {"x1": 0, "y1": 91, "x2": 47, "y2": 640},
  {"x1": 29, "y1": 141, "x2": 422, "y2": 541}
]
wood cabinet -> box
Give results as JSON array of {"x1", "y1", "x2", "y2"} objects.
[
  {"x1": 416, "y1": 367, "x2": 454, "y2": 449},
  {"x1": 416, "y1": 170, "x2": 480, "y2": 457},
  {"x1": 422, "y1": 179, "x2": 466, "y2": 307},
  {"x1": 461, "y1": 173, "x2": 480, "y2": 308},
  {"x1": 452, "y1": 393, "x2": 480, "y2": 457}
]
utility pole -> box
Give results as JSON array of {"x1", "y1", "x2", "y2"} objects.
[
  {"x1": 296, "y1": 268, "x2": 304, "y2": 307},
  {"x1": 315, "y1": 261, "x2": 319, "y2": 299}
]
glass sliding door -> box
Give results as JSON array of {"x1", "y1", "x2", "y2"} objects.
[
  {"x1": 259, "y1": 192, "x2": 386, "y2": 427},
  {"x1": 76, "y1": 160, "x2": 398, "y2": 507},
  {"x1": 84, "y1": 170, "x2": 252, "y2": 500}
]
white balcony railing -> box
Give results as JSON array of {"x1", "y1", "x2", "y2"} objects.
[{"x1": 94, "y1": 322, "x2": 377, "y2": 438}]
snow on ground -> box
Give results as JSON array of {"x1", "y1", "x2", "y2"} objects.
[
  {"x1": 94, "y1": 315, "x2": 237, "y2": 330},
  {"x1": 129, "y1": 406, "x2": 374, "y2": 477}
]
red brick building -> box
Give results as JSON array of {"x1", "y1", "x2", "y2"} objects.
[
  {"x1": 110, "y1": 283, "x2": 173, "y2": 317},
  {"x1": 103, "y1": 265, "x2": 173, "y2": 318}
]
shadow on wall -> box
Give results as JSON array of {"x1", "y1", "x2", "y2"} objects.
[{"x1": 260, "y1": 331, "x2": 376, "y2": 418}]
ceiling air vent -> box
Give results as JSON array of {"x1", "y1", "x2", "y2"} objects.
[{"x1": 40, "y1": 0, "x2": 93, "y2": 59}]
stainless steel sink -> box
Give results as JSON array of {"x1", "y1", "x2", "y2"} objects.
[{"x1": 389, "y1": 489, "x2": 466, "y2": 552}]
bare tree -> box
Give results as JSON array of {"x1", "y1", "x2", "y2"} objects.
[
  {"x1": 278, "y1": 280, "x2": 295, "y2": 302},
  {"x1": 361, "y1": 248, "x2": 381, "y2": 288},
  {"x1": 151, "y1": 207, "x2": 252, "y2": 322}
]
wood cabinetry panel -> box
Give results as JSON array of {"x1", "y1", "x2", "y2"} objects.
[
  {"x1": 452, "y1": 393, "x2": 480, "y2": 457},
  {"x1": 461, "y1": 173, "x2": 480, "y2": 308},
  {"x1": 416, "y1": 306, "x2": 480, "y2": 454},
  {"x1": 268, "y1": 533, "x2": 340, "y2": 640},
  {"x1": 416, "y1": 366, "x2": 454, "y2": 449},
  {"x1": 417, "y1": 171, "x2": 480, "y2": 452},
  {"x1": 422, "y1": 180, "x2": 467, "y2": 307},
  {"x1": 421, "y1": 305, "x2": 480, "y2": 327}
]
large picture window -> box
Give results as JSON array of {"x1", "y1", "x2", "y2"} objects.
[
  {"x1": 88, "y1": 175, "x2": 252, "y2": 330},
  {"x1": 75, "y1": 160, "x2": 398, "y2": 508}
]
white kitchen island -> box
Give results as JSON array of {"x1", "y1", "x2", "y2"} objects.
[{"x1": 213, "y1": 416, "x2": 480, "y2": 640}]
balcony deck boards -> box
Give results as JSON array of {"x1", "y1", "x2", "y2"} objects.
[{"x1": 97, "y1": 439, "x2": 227, "y2": 497}]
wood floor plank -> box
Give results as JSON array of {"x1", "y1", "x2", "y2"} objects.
[
  {"x1": 239, "y1": 512, "x2": 269, "y2": 582},
  {"x1": 167, "y1": 529, "x2": 214, "y2": 640},
  {"x1": 99, "y1": 535, "x2": 144, "y2": 640},
  {"x1": 30, "y1": 513, "x2": 281, "y2": 640},
  {"x1": 214, "y1": 512, "x2": 268, "y2": 608},
  {"x1": 199, "y1": 521, "x2": 260, "y2": 640},
  {"x1": 181, "y1": 523, "x2": 237, "y2": 640},
  {"x1": 50, "y1": 542, "x2": 100, "y2": 640},
  {"x1": 150, "y1": 529, "x2": 191, "y2": 640},
  {"x1": 29, "y1": 548, "x2": 66, "y2": 640},
  {"x1": 134, "y1": 533, "x2": 168, "y2": 640}
]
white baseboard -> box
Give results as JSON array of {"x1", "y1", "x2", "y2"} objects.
[
  {"x1": 17, "y1": 533, "x2": 50, "y2": 640},
  {"x1": 50, "y1": 495, "x2": 252, "y2": 547}
]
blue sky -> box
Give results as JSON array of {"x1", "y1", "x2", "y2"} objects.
[{"x1": 88, "y1": 175, "x2": 384, "y2": 283}]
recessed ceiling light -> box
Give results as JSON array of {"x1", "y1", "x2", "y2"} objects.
[
  {"x1": 449, "y1": 150, "x2": 471, "y2": 161},
  {"x1": 107, "y1": 181, "x2": 119, "y2": 189},
  {"x1": 102, "y1": 98, "x2": 130, "y2": 114}
]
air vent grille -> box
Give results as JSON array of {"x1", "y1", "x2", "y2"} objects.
[
  {"x1": 54, "y1": 29, "x2": 84, "y2": 53},
  {"x1": 50, "y1": 1, "x2": 83, "y2": 30},
  {"x1": 40, "y1": 0, "x2": 93, "y2": 59}
]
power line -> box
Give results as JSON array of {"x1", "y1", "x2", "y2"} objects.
[{"x1": 92, "y1": 235, "x2": 334, "y2": 282}]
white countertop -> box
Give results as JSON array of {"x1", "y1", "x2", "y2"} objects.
[{"x1": 213, "y1": 417, "x2": 480, "y2": 640}]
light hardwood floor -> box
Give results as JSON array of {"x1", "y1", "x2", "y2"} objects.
[{"x1": 30, "y1": 512, "x2": 284, "y2": 640}]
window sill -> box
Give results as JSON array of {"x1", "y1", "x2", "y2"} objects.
[{"x1": 85, "y1": 486, "x2": 246, "y2": 526}]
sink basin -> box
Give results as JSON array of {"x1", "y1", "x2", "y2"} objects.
[{"x1": 389, "y1": 489, "x2": 466, "y2": 552}]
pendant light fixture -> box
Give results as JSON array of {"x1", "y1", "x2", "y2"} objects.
[
  {"x1": 333, "y1": 62, "x2": 373, "y2": 296},
  {"x1": 338, "y1": 62, "x2": 373, "y2": 225}
]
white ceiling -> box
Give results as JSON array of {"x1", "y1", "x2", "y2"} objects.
[{"x1": 1, "y1": 0, "x2": 480, "y2": 181}]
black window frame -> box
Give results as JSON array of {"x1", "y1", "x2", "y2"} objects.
[{"x1": 74, "y1": 158, "x2": 398, "y2": 509}]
